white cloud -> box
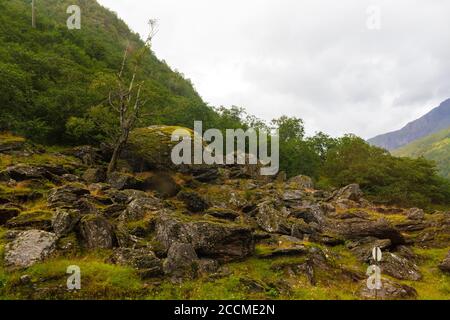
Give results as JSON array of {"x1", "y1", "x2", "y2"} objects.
[{"x1": 98, "y1": 0, "x2": 450, "y2": 138}]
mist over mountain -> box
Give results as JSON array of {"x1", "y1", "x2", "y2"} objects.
[{"x1": 368, "y1": 99, "x2": 450, "y2": 151}]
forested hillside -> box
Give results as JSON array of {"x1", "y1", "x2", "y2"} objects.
[
  {"x1": 0, "y1": 0, "x2": 223, "y2": 143},
  {"x1": 393, "y1": 126, "x2": 450, "y2": 179}
]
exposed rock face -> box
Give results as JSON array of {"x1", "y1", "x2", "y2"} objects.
[
  {"x1": 329, "y1": 218, "x2": 405, "y2": 245},
  {"x1": 126, "y1": 126, "x2": 194, "y2": 171},
  {"x1": 120, "y1": 194, "x2": 162, "y2": 221},
  {"x1": 48, "y1": 185, "x2": 90, "y2": 209},
  {"x1": 205, "y1": 207, "x2": 240, "y2": 221},
  {"x1": 359, "y1": 278, "x2": 418, "y2": 300},
  {"x1": 82, "y1": 167, "x2": 106, "y2": 184},
  {"x1": 377, "y1": 252, "x2": 422, "y2": 281},
  {"x1": 333, "y1": 184, "x2": 363, "y2": 202},
  {"x1": 4, "y1": 230, "x2": 58, "y2": 268},
  {"x1": 406, "y1": 208, "x2": 425, "y2": 220},
  {"x1": 288, "y1": 175, "x2": 314, "y2": 189},
  {"x1": 79, "y1": 215, "x2": 115, "y2": 249},
  {"x1": 3, "y1": 165, "x2": 52, "y2": 182},
  {"x1": 155, "y1": 214, "x2": 254, "y2": 262},
  {"x1": 107, "y1": 172, "x2": 141, "y2": 190},
  {"x1": 254, "y1": 200, "x2": 290, "y2": 234},
  {"x1": 110, "y1": 248, "x2": 163, "y2": 278},
  {"x1": 0, "y1": 205, "x2": 21, "y2": 225},
  {"x1": 177, "y1": 191, "x2": 210, "y2": 213},
  {"x1": 439, "y1": 251, "x2": 450, "y2": 273},
  {"x1": 163, "y1": 242, "x2": 199, "y2": 280},
  {"x1": 52, "y1": 208, "x2": 81, "y2": 236}
]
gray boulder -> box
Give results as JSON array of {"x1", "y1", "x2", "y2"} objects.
[
  {"x1": 82, "y1": 167, "x2": 106, "y2": 183},
  {"x1": 406, "y1": 208, "x2": 425, "y2": 220},
  {"x1": 359, "y1": 278, "x2": 417, "y2": 300},
  {"x1": 287, "y1": 175, "x2": 314, "y2": 189},
  {"x1": 4, "y1": 230, "x2": 57, "y2": 269},
  {"x1": 333, "y1": 184, "x2": 363, "y2": 201},
  {"x1": 79, "y1": 215, "x2": 115, "y2": 249},
  {"x1": 163, "y1": 242, "x2": 199, "y2": 280},
  {"x1": 52, "y1": 208, "x2": 81, "y2": 236},
  {"x1": 155, "y1": 214, "x2": 254, "y2": 262},
  {"x1": 254, "y1": 200, "x2": 291, "y2": 234},
  {"x1": 110, "y1": 248, "x2": 163, "y2": 278}
]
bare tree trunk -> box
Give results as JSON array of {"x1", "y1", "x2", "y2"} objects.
[
  {"x1": 107, "y1": 134, "x2": 128, "y2": 175},
  {"x1": 32, "y1": 0, "x2": 36, "y2": 28}
]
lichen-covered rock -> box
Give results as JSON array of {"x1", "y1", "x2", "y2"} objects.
[
  {"x1": 4, "y1": 165, "x2": 51, "y2": 181},
  {"x1": 290, "y1": 204, "x2": 326, "y2": 225},
  {"x1": 126, "y1": 126, "x2": 194, "y2": 170},
  {"x1": 110, "y1": 248, "x2": 163, "y2": 278},
  {"x1": 333, "y1": 184, "x2": 363, "y2": 202},
  {"x1": 287, "y1": 175, "x2": 314, "y2": 189},
  {"x1": 6, "y1": 210, "x2": 53, "y2": 231},
  {"x1": 79, "y1": 215, "x2": 115, "y2": 249},
  {"x1": 163, "y1": 242, "x2": 199, "y2": 280},
  {"x1": 120, "y1": 194, "x2": 163, "y2": 221},
  {"x1": 82, "y1": 167, "x2": 106, "y2": 184},
  {"x1": 52, "y1": 208, "x2": 81, "y2": 236},
  {"x1": 107, "y1": 172, "x2": 142, "y2": 190},
  {"x1": 439, "y1": 250, "x2": 450, "y2": 273},
  {"x1": 4, "y1": 230, "x2": 57, "y2": 269},
  {"x1": 205, "y1": 207, "x2": 240, "y2": 221},
  {"x1": 177, "y1": 191, "x2": 210, "y2": 213},
  {"x1": 376, "y1": 252, "x2": 422, "y2": 281},
  {"x1": 328, "y1": 218, "x2": 405, "y2": 245},
  {"x1": 359, "y1": 278, "x2": 417, "y2": 300},
  {"x1": 406, "y1": 208, "x2": 425, "y2": 220},
  {"x1": 254, "y1": 200, "x2": 291, "y2": 234},
  {"x1": 47, "y1": 184, "x2": 90, "y2": 208},
  {"x1": 155, "y1": 213, "x2": 254, "y2": 262}
]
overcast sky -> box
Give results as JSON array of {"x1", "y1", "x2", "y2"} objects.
[{"x1": 97, "y1": 0, "x2": 450, "y2": 138}]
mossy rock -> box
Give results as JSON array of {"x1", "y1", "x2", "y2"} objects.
[
  {"x1": 126, "y1": 126, "x2": 195, "y2": 171},
  {"x1": 5, "y1": 210, "x2": 53, "y2": 231},
  {"x1": 0, "y1": 133, "x2": 25, "y2": 153}
]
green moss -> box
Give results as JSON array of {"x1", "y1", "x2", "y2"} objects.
[
  {"x1": 0, "y1": 133, "x2": 25, "y2": 144},
  {"x1": 0, "y1": 152, "x2": 80, "y2": 171},
  {"x1": 6, "y1": 210, "x2": 53, "y2": 229},
  {"x1": 402, "y1": 247, "x2": 450, "y2": 300},
  {"x1": 0, "y1": 255, "x2": 144, "y2": 300}
]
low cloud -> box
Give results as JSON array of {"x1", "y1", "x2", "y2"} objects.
[{"x1": 98, "y1": 0, "x2": 450, "y2": 138}]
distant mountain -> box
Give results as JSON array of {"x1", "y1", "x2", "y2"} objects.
[
  {"x1": 368, "y1": 98, "x2": 450, "y2": 151},
  {"x1": 392, "y1": 126, "x2": 450, "y2": 179}
]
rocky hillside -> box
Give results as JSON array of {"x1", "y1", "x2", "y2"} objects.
[
  {"x1": 368, "y1": 99, "x2": 450, "y2": 151},
  {"x1": 393, "y1": 126, "x2": 450, "y2": 179},
  {"x1": 0, "y1": 131, "x2": 449, "y2": 300}
]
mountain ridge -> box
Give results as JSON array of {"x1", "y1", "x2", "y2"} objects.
[{"x1": 368, "y1": 98, "x2": 450, "y2": 151}]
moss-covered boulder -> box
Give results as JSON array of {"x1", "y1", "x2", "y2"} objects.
[{"x1": 126, "y1": 126, "x2": 194, "y2": 171}]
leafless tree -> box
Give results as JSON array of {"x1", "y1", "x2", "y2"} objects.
[
  {"x1": 107, "y1": 19, "x2": 159, "y2": 175},
  {"x1": 32, "y1": 0, "x2": 36, "y2": 28}
]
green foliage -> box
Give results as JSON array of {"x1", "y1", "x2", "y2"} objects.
[
  {"x1": 0, "y1": 0, "x2": 220, "y2": 144},
  {"x1": 321, "y1": 135, "x2": 450, "y2": 208},
  {"x1": 393, "y1": 126, "x2": 450, "y2": 179}
]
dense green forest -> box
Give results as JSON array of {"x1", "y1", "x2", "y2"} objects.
[{"x1": 1, "y1": 0, "x2": 450, "y2": 209}]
